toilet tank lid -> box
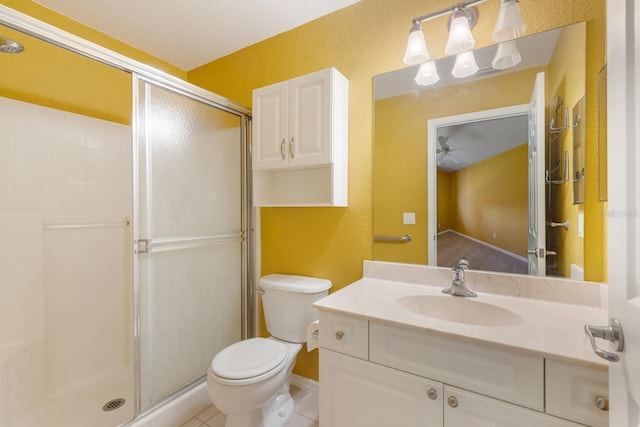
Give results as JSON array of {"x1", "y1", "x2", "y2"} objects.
[{"x1": 259, "y1": 274, "x2": 332, "y2": 293}]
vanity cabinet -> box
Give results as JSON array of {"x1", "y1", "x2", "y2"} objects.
[
  {"x1": 318, "y1": 311, "x2": 608, "y2": 427},
  {"x1": 252, "y1": 67, "x2": 348, "y2": 206}
]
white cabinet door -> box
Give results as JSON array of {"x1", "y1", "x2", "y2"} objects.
[
  {"x1": 320, "y1": 349, "x2": 443, "y2": 427},
  {"x1": 444, "y1": 386, "x2": 582, "y2": 427},
  {"x1": 252, "y1": 80, "x2": 289, "y2": 169},
  {"x1": 253, "y1": 69, "x2": 339, "y2": 170},
  {"x1": 288, "y1": 69, "x2": 332, "y2": 167}
]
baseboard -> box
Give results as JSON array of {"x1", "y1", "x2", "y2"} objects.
[{"x1": 291, "y1": 374, "x2": 319, "y2": 395}]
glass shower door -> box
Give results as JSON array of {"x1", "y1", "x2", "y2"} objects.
[{"x1": 134, "y1": 78, "x2": 247, "y2": 411}]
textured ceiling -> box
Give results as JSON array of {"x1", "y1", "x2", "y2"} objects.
[{"x1": 33, "y1": 0, "x2": 360, "y2": 70}]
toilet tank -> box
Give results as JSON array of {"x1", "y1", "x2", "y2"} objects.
[{"x1": 259, "y1": 274, "x2": 332, "y2": 343}]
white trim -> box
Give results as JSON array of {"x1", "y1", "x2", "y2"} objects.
[
  {"x1": 253, "y1": 207, "x2": 262, "y2": 337},
  {"x1": 439, "y1": 229, "x2": 527, "y2": 263},
  {"x1": 290, "y1": 374, "x2": 319, "y2": 395},
  {"x1": 0, "y1": 4, "x2": 250, "y2": 116},
  {"x1": 427, "y1": 104, "x2": 530, "y2": 266}
]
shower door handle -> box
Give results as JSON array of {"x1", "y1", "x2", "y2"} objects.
[{"x1": 135, "y1": 239, "x2": 149, "y2": 254}]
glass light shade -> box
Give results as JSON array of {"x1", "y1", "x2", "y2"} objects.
[
  {"x1": 445, "y1": 14, "x2": 475, "y2": 55},
  {"x1": 492, "y1": 0, "x2": 526, "y2": 42},
  {"x1": 403, "y1": 23, "x2": 430, "y2": 65},
  {"x1": 492, "y1": 40, "x2": 522, "y2": 69},
  {"x1": 451, "y1": 51, "x2": 479, "y2": 78},
  {"x1": 414, "y1": 61, "x2": 440, "y2": 86}
]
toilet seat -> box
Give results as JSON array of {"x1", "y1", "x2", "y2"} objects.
[{"x1": 211, "y1": 338, "x2": 288, "y2": 383}]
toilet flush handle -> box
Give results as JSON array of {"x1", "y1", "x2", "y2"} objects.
[{"x1": 256, "y1": 287, "x2": 265, "y2": 295}]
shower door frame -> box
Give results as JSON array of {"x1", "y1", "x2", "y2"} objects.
[
  {"x1": 132, "y1": 73, "x2": 253, "y2": 414},
  {"x1": 0, "y1": 3, "x2": 255, "y2": 422}
]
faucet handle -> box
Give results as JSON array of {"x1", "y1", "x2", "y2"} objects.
[{"x1": 456, "y1": 257, "x2": 470, "y2": 270}]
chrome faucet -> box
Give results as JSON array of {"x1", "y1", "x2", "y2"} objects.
[{"x1": 442, "y1": 258, "x2": 477, "y2": 297}]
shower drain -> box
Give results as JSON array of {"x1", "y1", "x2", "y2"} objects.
[{"x1": 102, "y1": 398, "x2": 126, "y2": 412}]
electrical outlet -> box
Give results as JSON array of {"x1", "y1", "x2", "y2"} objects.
[
  {"x1": 578, "y1": 213, "x2": 584, "y2": 238},
  {"x1": 403, "y1": 212, "x2": 416, "y2": 225}
]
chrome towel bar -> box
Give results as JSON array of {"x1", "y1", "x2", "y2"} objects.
[{"x1": 373, "y1": 234, "x2": 412, "y2": 242}]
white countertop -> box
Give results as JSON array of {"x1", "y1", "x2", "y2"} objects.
[{"x1": 314, "y1": 262, "x2": 609, "y2": 370}]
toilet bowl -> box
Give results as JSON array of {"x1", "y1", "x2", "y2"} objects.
[{"x1": 207, "y1": 274, "x2": 331, "y2": 427}]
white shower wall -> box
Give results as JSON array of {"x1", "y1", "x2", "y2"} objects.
[{"x1": 0, "y1": 96, "x2": 133, "y2": 427}]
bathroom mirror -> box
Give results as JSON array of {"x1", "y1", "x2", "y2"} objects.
[{"x1": 373, "y1": 22, "x2": 596, "y2": 280}]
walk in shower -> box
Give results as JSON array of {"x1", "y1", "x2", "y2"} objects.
[{"x1": 0, "y1": 8, "x2": 252, "y2": 427}]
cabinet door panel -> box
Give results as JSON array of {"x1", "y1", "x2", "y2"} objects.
[
  {"x1": 320, "y1": 349, "x2": 443, "y2": 427},
  {"x1": 545, "y1": 359, "x2": 609, "y2": 427},
  {"x1": 444, "y1": 386, "x2": 582, "y2": 427},
  {"x1": 289, "y1": 70, "x2": 332, "y2": 167},
  {"x1": 252, "y1": 81, "x2": 288, "y2": 169}
]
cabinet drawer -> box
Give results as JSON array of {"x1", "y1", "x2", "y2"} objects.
[
  {"x1": 370, "y1": 321, "x2": 544, "y2": 410},
  {"x1": 545, "y1": 359, "x2": 609, "y2": 427},
  {"x1": 445, "y1": 385, "x2": 583, "y2": 426},
  {"x1": 318, "y1": 311, "x2": 368, "y2": 360}
]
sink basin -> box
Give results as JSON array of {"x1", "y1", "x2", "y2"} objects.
[{"x1": 396, "y1": 294, "x2": 523, "y2": 327}]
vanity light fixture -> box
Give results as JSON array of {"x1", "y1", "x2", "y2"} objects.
[
  {"x1": 445, "y1": 7, "x2": 477, "y2": 55},
  {"x1": 452, "y1": 51, "x2": 480, "y2": 78},
  {"x1": 404, "y1": 0, "x2": 526, "y2": 85},
  {"x1": 414, "y1": 61, "x2": 440, "y2": 85},
  {"x1": 492, "y1": 0, "x2": 526, "y2": 42},
  {"x1": 491, "y1": 0, "x2": 525, "y2": 70},
  {"x1": 403, "y1": 23, "x2": 431, "y2": 65},
  {"x1": 492, "y1": 39, "x2": 522, "y2": 69}
]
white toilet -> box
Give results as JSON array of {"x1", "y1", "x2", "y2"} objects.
[{"x1": 207, "y1": 274, "x2": 331, "y2": 427}]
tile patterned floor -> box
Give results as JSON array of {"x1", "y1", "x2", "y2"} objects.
[{"x1": 179, "y1": 385, "x2": 318, "y2": 427}]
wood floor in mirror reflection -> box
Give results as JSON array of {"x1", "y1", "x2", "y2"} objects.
[{"x1": 437, "y1": 230, "x2": 528, "y2": 274}]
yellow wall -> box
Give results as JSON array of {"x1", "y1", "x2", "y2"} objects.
[
  {"x1": 453, "y1": 144, "x2": 528, "y2": 256},
  {"x1": 0, "y1": 0, "x2": 186, "y2": 123},
  {"x1": 373, "y1": 67, "x2": 543, "y2": 265},
  {"x1": 188, "y1": 0, "x2": 606, "y2": 381},
  {"x1": 546, "y1": 23, "x2": 587, "y2": 277}
]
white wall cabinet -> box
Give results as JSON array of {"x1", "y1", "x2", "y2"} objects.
[
  {"x1": 318, "y1": 311, "x2": 608, "y2": 427},
  {"x1": 252, "y1": 67, "x2": 348, "y2": 206}
]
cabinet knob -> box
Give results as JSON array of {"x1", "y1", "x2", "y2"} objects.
[
  {"x1": 335, "y1": 330, "x2": 344, "y2": 340},
  {"x1": 594, "y1": 395, "x2": 609, "y2": 411},
  {"x1": 447, "y1": 396, "x2": 458, "y2": 408},
  {"x1": 426, "y1": 388, "x2": 438, "y2": 400}
]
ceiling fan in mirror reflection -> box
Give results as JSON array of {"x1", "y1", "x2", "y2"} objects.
[{"x1": 436, "y1": 135, "x2": 461, "y2": 167}]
